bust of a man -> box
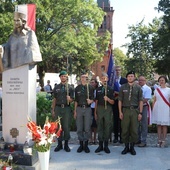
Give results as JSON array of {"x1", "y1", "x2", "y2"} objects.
[{"x1": 1, "y1": 12, "x2": 42, "y2": 71}]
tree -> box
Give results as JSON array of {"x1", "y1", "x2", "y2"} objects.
[
  {"x1": 152, "y1": 0, "x2": 170, "y2": 77},
  {"x1": 0, "y1": 0, "x2": 110, "y2": 86},
  {"x1": 124, "y1": 19, "x2": 158, "y2": 79},
  {"x1": 112, "y1": 48, "x2": 127, "y2": 77}
]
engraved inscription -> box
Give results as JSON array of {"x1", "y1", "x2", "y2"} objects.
[{"x1": 6, "y1": 77, "x2": 24, "y2": 94}]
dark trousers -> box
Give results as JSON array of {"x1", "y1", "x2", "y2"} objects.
[
  {"x1": 97, "y1": 105, "x2": 113, "y2": 141},
  {"x1": 55, "y1": 106, "x2": 71, "y2": 141},
  {"x1": 113, "y1": 100, "x2": 121, "y2": 140}
]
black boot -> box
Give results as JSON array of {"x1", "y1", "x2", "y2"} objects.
[
  {"x1": 95, "y1": 141, "x2": 103, "y2": 153},
  {"x1": 54, "y1": 140, "x2": 63, "y2": 152},
  {"x1": 84, "y1": 141, "x2": 90, "y2": 153},
  {"x1": 130, "y1": 143, "x2": 136, "y2": 155},
  {"x1": 104, "y1": 141, "x2": 110, "y2": 154},
  {"x1": 64, "y1": 140, "x2": 71, "y2": 152},
  {"x1": 77, "y1": 141, "x2": 83, "y2": 153},
  {"x1": 121, "y1": 143, "x2": 129, "y2": 155}
]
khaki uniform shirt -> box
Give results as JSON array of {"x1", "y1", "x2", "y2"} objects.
[
  {"x1": 53, "y1": 83, "x2": 74, "y2": 105},
  {"x1": 75, "y1": 84, "x2": 94, "y2": 105},
  {"x1": 96, "y1": 85, "x2": 114, "y2": 106},
  {"x1": 118, "y1": 83, "x2": 143, "y2": 106}
]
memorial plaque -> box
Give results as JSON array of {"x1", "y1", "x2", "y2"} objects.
[{"x1": 10, "y1": 128, "x2": 19, "y2": 138}]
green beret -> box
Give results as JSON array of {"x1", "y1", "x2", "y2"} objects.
[{"x1": 59, "y1": 71, "x2": 68, "y2": 77}]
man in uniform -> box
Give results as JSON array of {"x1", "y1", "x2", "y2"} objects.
[
  {"x1": 118, "y1": 71, "x2": 143, "y2": 155},
  {"x1": 52, "y1": 71, "x2": 74, "y2": 152},
  {"x1": 74, "y1": 72, "x2": 94, "y2": 153},
  {"x1": 94, "y1": 73, "x2": 114, "y2": 154}
]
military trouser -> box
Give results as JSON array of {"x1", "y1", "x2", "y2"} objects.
[
  {"x1": 55, "y1": 106, "x2": 72, "y2": 141},
  {"x1": 76, "y1": 107, "x2": 92, "y2": 141},
  {"x1": 97, "y1": 105, "x2": 113, "y2": 141},
  {"x1": 121, "y1": 108, "x2": 139, "y2": 143}
]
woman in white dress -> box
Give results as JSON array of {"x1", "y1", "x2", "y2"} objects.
[{"x1": 152, "y1": 76, "x2": 170, "y2": 147}]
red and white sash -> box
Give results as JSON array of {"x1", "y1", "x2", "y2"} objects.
[
  {"x1": 146, "y1": 101, "x2": 152, "y2": 125},
  {"x1": 157, "y1": 88, "x2": 170, "y2": 107}
]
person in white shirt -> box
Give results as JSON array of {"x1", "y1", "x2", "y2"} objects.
[
  {"x1": 44, "y1": 80, "x2": 52, "y2": 93},
  {"x1": 138, "y1": 76, "x2": 152, "y2": 147}
]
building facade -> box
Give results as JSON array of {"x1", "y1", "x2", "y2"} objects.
[{"x1": 90, "y1": 0, "x2": 114, "y2": 79}]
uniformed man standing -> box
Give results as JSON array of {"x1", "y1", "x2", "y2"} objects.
[
  {"x1": 52, "y1": 71, "x2": 74, "y2": 152},
  {"x1": 118, "y1": 71, "x2": 143, "y2": 155},
  {"x1": 74, "y1": 72, "x2": 94, "y2": 153},
  {"x1": 95, "y1": 73, "x2": 114, "y2": 154}
]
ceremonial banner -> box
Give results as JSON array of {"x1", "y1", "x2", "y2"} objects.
[
  {"x1": 15, "y1": 4, "x2": 36, "y2": 31},
  {"x1": 107, "y1": 50, "x2": 115, "y2": 88}
]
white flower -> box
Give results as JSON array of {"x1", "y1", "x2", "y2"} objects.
[
  {"x1": 38, "y1": 132, "x2": 48, "y2": 146},
  {"x1": 47, "y1": 135, "x2": 54, "y2": 144},
  {"x1": 26, "y1": 131, "x2": 33, "y2": 142}
]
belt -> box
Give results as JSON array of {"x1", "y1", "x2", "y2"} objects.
[
  {"x1": 56, "y1": 104, "x2": 69, "y2": 108},
  {"x1": 122, "y1": 106, "x2": 138, "y2": 109},
  {"x1": 78, "y1": 105, "x2": 90, "y2": 109}
]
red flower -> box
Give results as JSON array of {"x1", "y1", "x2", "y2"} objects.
[
  {"x1": 26, "y1": 116, "x2": 62, "y2": 152},
  {"x1": 27, "y1": 121, "x2": 37, "y2": 131},
  {"x1": 56, "y1": 127, "x2": 62, "y2": 137},
  {"x1": 49, "y1": 122, "x2": 58, "y2": 134},
  {"x1": 44, "y1": 125, "x2": 49, "y2": 134}
]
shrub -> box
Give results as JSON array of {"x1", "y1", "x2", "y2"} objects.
[
  {"x1": 36, "y1": 92, "x2": 52, "y2": 127},
  {"x1": 36, "y1": 93, "x2": 76, "y2": 131}
]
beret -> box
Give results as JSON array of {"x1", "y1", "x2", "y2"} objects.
[
  {"x1": 126, "y1": 71, "x2": 135, "y2": 78},
  {"x1": 59, "y1": 70, "x2": 68, "y2": 77}
]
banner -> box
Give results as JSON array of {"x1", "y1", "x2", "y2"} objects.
[
  {"x1": 107, "y1": 49, "x2": 115, "y2": 88},
  {"x1": 15, "y1": 4, "x2": 36, "y2": 31}
]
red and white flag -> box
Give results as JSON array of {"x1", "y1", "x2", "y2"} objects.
[{"x1": 15, "y1": 4, "x2": 36, "y2": 31}]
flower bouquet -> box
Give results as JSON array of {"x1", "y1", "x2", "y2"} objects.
[{"x1": 26, "y1": 116, "x2": 62, "y2": 152}]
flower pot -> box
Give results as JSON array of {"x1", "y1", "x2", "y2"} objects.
[{"x1": 38, "y1": 150, "x2": 50, "y2": 170}]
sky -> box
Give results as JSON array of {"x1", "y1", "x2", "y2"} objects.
[{"x1": 110, "y1": 0, "x2": 163, "y2": 53}]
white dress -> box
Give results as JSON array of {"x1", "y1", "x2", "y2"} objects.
[{"x1": 152, "y1": 87, "x2": 170, "y2": 125}]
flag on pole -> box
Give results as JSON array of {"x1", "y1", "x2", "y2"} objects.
[
  {"x1": 15, "y1": 4, "x2": 36, "y2": 31},
  {"x1": 107, "y1": 49, "x2": 115, "y2": 88}
]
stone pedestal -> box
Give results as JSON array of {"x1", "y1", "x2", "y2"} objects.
[{"x1": 2, "y1": 65, "x2": 37, "y2": 144}]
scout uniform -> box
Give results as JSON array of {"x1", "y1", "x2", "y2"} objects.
[
  {"x1": 95, "y1": 73, "x2": 114, "y2": 154},
  {"x1": 118, "y1": 71, "x2": 143, "y2": 155},
  {"x1": 74, "y1": 73, "x2": 94, "y2": 153},
  {"x1": 53, "y1": 71, "x2": 74, "y2": 152}
]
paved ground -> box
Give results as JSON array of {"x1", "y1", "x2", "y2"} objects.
[{"x1": 48, "y1": 132, "x2": 170, "y2": 170}]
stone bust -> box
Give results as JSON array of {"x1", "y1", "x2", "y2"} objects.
[{"x1": 1, "y1": 12, "x2": 42, "y2": 71}]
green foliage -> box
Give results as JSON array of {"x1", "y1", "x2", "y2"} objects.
[
  {"x1": 124, "y1": 0, "x2": 170, "y2": 78},
  {"x1": 152, "y1": 0, "x2": 170, "y2": 77},
  {"x1": 36, "y1": 92, "x2": 76, "y2": 131},
  {"x1": 0, "y1": 0, "x2": 110, "y2": 86},
  {"x1": 36, "y1": 92, "x2": 52, "y2": 127},
  {"x1": 124, "y1": 19, "x2": 157, "y2": 79},
  {"x1": 113, "y1": 48, "x2": 127, "y2": 77}
]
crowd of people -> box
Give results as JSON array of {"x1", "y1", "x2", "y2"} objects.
[{"x1": 43, "y1": 68, "x2": 170, "y2": 156}]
